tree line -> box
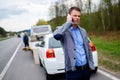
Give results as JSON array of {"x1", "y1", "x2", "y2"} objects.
[
  {"x1": 36, "y1": 0, "x2": 120, "y2": 32},
  {"x1": 0, "y1": 27, "x2": 7, "y2": 37},
  {"x1": 0, "y1": 27, "x2": 17, "y2": 37}
]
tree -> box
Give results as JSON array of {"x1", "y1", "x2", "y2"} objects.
[
  {"x1": 102, "y1": 0, "x2": 112, "y2": 30},
  {"x1": 49, "y1": 4, "x2": 56, "y2": 19},
  {"x1": 55, "y1": 2, "x2": 59, "y2": 18},
  {"x1": 87, "y1": 0, "x2": 92, "y2": 30},
  {"x1": 99, "y1": 0, "x2": 106, "y2": 31},
  {"x1": 0, "y1": 27, "x2": 7, "y2": 37},
  {"x1": 48, "y1": 0, "x2": 120, "y2": 31},
  {"x1": 36, "y1": 19, "x2": 47, "y2": 26},
  {"x1": 76, "y1": 0, "x2": 83, "y2": 11}
]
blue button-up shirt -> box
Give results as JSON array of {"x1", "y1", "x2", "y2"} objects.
[{"x1": 70, "y1": 26, "x2": 87, "y2": 66}]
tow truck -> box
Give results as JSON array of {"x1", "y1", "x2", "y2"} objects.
[{"x1": 29, "y1": 25, "x2": 52, "y2": 64}]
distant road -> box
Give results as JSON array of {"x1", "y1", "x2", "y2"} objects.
[{"x1": 0, "y1": 37, "x2": 21, "y2": 74}]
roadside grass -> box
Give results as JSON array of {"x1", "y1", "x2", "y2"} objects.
[
  {"x1": 0, "y1": 37, "x2": 10, "y2": 41},
  {"x1": 89, "y1": 31, "x2": 120, "y2": 74}
]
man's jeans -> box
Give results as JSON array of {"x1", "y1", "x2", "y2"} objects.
[{"x1": 66, "y1": 68, "x2": 91, "y2": 80}]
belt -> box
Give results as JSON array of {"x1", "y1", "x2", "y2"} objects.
[{"x1": 75, "y1": 64, "x2": 88, "y2": 70}]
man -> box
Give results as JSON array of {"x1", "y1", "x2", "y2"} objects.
[
  {"x1": 53, "y1": 6, "x2": 94, "y2": 80},
  {"x1": 23, "y1": 32, "x2": 29, "y2": 48}
]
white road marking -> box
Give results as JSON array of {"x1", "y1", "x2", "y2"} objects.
[
  {"x1": 0, "y1": 42, "x2": 22, "y2": 80},
  {"x1": 98, "y1": 69, "x2": 120, "y2": 80}
]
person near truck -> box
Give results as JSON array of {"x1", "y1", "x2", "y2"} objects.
[{"x1": 23, "y1": 32, "x2": 29, "y2": 48}]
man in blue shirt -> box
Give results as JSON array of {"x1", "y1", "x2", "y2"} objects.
[
  {"x1": 70, "y1": 26, "x2": 87, "y2": 66},
  {"x1": 53, "y1": 6, "x2": 94, "y2": 80}
]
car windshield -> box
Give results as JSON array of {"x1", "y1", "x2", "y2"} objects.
[{"x1": 49, "y1": 37, "x2": 62, "y2": 48}]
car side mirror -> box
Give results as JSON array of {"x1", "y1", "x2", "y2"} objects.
[{"x1": 40, "y1": 41, "x2": 45, "y2": 47}]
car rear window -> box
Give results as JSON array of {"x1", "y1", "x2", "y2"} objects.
[{"x1": 49, "y1": 37, "x2": 62, "y2": 48}]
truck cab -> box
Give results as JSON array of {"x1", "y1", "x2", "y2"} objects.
[{"x1": 29, "y1": 25, "x2": 52, "y2": 50}]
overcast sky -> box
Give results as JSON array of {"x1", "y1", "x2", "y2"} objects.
[
  {"x1": 0, "y1": 0, "x2": 55, "y2": 32},
  {"x1": 0, "y1": 0, "x2": 99, "y2": 32}
]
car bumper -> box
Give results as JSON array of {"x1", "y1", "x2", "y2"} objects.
[
  {"x1": 92, "y1": 51, "x2": 98, "y2": 67},
  {"x1": 44, "y1": 59, "x2": 65, "y2": 74}
]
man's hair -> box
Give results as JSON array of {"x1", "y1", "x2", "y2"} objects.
[{"x1": 69, "y1": 6, "x2": 81, "y2": 14}]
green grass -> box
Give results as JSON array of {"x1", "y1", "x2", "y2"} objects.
[
  {"x1": 0, "y1": 37, "x2": 10, "y2": 41},
  {"x1": 91, "y1": 36, "x2": 120, "y2": 57},
  {"x1": 89, "y1": 33, "x2": 120, "y2": 73},
  {"x1": 99, "y1": 59, "x2": 120, "y2": 72}
]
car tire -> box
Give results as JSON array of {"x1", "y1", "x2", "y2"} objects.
[
  {"x1": 39, "y1": 58, "x2": 43, "y2": 67},
  {"x1": 46, "y1": 74, "x2": 54, "y2": 80},
  {"x1": 92, "y1": 67, "x2": 98, "y2": 73}
]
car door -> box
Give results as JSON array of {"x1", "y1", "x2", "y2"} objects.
[
  {"x1": 39, "y1": 40, "x2": 46, "y2": 66},
  {"x1": 48, "y1": 37, "x2": 65, "y2": 68}
]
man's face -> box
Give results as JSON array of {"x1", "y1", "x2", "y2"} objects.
[{"x1": 70, "y1": 10, "x2": 81, "y2": 25}]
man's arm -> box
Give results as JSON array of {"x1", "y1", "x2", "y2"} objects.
[
  {"x1": 53, "y1": 14, "x2": 73, "y2": 40},
  {"x1": 53, "y1": 21, "x2": 72, "y2": 40}
]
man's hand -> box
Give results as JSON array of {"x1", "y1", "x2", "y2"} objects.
[{"x1": 67, "y1": 14, "x2": 72, "y2": 22}]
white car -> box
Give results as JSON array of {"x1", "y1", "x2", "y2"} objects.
[
  {"x1": 38, "y1": 33, "x2": 65, "y2": 80},
  {"x1": 88, "y1": 38, "x2": 98, "y2": 73},
  {"x1": 38, "y1": 33, "x2": 98, "y2": 80}
]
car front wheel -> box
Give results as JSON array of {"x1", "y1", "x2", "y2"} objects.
[
  {"x1": 39, "y1": 58, "x2": 43, "y2": 67},
  {"x1": 46, "y1": 74, "x2": 54, "y2": 80},
  {"x1": 91, "y1": 67, "x2": 98, "y2": 73}
]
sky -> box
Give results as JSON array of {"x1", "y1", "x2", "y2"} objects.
[
  {"x1": 0, "y1": 0, "x2": 54, "y2": 32},
  {"x1": 0, "y1": 0, "x2": 99, "y2": 32}
]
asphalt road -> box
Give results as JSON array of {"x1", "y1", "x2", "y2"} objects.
[
  {"x1": 0, "y1": 37, "x2": 21, "y2": 73},
  {"x1": 0, "y1": 37, "x2": 120, "y2": 80}
]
